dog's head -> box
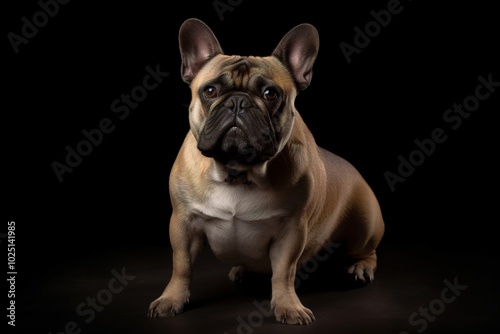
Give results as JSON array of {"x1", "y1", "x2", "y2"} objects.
[{"x1": 179, "y1": 18, "x2": 319, "y2": 172}]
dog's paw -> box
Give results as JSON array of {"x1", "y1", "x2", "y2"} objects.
[
  {"x1": 147, "y1": 295, "x2": 189, "y2": 318},
  {"x1": 272, "y1": 300, "x2": 315, "y2": 325},
  {"x1": 346, "y1": 260, "x2": 376, "y2": 284},
  {"x1": 228, "y1": 265, "x2": 245, "y2": 283}
]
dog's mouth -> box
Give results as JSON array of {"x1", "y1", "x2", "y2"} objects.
[
  {"x1": 200, "y1": 125, "x2": 267, "y2": 166},
  {"x1": 221, "y1": 126, "x2": 246, "y2": 151},
  {"x1": 198, "y1": 117, "x2": 279, "y2": 165},
  {"x1": 220, "y1": 126, "x2": 252, "y2": 158}
]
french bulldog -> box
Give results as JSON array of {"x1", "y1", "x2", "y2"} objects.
[{"x1": 148, "y1": 18, "x2": 385, "y2": 325}]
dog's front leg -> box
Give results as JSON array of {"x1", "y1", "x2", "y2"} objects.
[
  {"x1": 148, "y1": 211, "x2": 204, "y2": 318},
  {"x1": 269, "y1": 222, "x2": 315, "y2": 325}
]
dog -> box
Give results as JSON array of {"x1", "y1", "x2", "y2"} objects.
[{"x1": 148, "y1": 18, "x2": 385, "y2": 325}]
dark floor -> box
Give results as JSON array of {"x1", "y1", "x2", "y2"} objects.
[{"x1": 14, "y1": 243, "x2": 499, "y2": 334}]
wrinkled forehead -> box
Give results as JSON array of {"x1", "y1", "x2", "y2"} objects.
[{"x1": 192, "y1": 55, "x2": 294, "y2": 91}]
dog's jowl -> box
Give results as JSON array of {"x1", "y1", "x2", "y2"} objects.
[{"x1": 148, "y1": 18, "x2": 385, "y2": 325}]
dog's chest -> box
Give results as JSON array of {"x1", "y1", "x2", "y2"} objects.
[{"x1": 190, "y1": 184, "x2": 286, "y2": 268}]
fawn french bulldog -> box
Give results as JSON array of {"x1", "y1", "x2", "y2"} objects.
[{"x1": 148, "y1": 18, "x2": 385, "y2": 325}]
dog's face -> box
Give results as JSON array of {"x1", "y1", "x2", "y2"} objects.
[
  {"x1": 179, "y1": 19, "x2": 319, "y2": 170},
  {"x1": 190, "y1": 55, "x2": 295, "y2": 167}
]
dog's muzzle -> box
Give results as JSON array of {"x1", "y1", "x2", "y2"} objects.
[{"x1": 197, "y1": 93, "x2": 278, "y2": 165}]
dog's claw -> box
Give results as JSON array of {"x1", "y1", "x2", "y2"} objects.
[
  {"x1": 273, "y1": 301, "x2": 315, "y2": 325},
  {"x1": 228, "y1": 266, "x2": 245, "y2": 283},
  {"x1": 347, "y1": 260, "x2": 376, "y2": 285},
  {"x1": 148, "y1": 295, "x2": 188, "y2": 318}
]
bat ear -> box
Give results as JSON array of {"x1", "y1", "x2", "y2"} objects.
[
  {"x1": 272, "y1": 24, "x2": 319, "y2": 90},
  {"x1": 179, "y1": 18, "x2": 223, "y2": 84}
]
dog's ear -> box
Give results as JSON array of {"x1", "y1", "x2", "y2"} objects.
[
  {"x1": 179, "y1": 18, "x2": 223, "y2": 84},
  {"x1": 272, "y1": 24, "x2": 319, "y2": 90}
]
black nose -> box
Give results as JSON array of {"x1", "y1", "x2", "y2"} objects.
[{"x1": 223, "y1": 94, "x2": 251, "y2": 115}]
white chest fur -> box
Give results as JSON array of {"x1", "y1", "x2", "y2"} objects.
[{"x1": 189, "y1": 182, "x2": 286, "y2": 271}]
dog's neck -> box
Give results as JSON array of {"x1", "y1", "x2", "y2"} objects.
[
  {"x1": 224, "y1": 169, "x2": 251, "y2": 185},
  {"x1": 211, "y1": 160, "x2": 270, "y2": 187}
]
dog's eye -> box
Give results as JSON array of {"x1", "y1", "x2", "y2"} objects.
[
  {"x1": 263, "y1": 88, "x2": 278, "y2": 100},
  {"x1": 203, "y1": 86, "x2": 218, "y2": 98}
]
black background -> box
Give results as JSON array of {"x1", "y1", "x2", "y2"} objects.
[{"x1": 4, "y1": 0, "x2": 499, "y2": 330}]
